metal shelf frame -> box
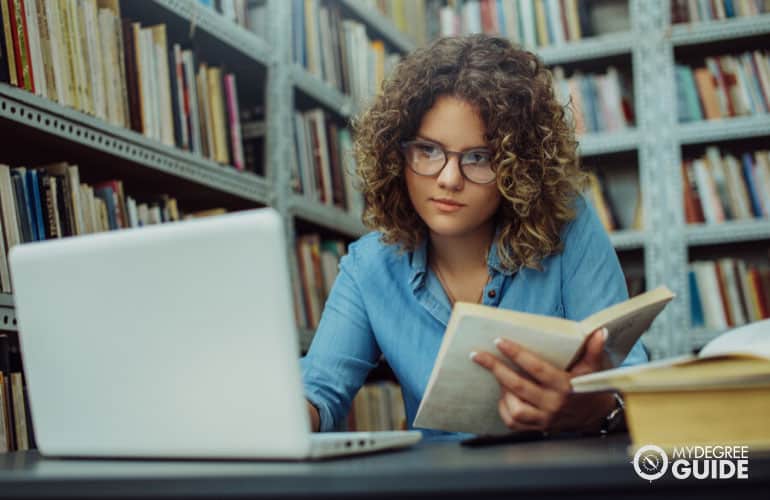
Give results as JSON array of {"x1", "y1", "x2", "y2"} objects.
[
  {"x1": 686, "y1": 220, "x2": 770, "y2": 247},
  {"x1": 288, "y1": 195, "x2": 367, "y2": 239},
  {"x1": 669, "y1": 13, "x2": 770, "y2": 47},
  {"x1": 578, "y1": 129, "x2": 640, "y2": 156},
  {"x1": 678, "y1": 115, "x2": 770, "y2": 145},
  {"x1": 610, "y1": 230, "x2": 646, "y2": 251},
  {"x1": 154, "y1": 0, "x2": 273, "y2": 66},
  {"x1": 291, "y1": 65, "x2": 355, "y2": 118},
  {"x1": 539, "y1": 31, "x2": 635, "y2": 66}
]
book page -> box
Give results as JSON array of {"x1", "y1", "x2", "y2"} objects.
[
  {"x1": 413, "y1": 310, "x2": 583, "y2": 435},
  {"x1": 699, "y1": 319, "x2": 770, "y2": 360}
]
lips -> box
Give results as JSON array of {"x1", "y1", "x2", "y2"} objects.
[
  {"x1": 430, "y1": 198, "x2": 466, "y2": 212},
  {"x1": 430, "y1": 198, "x2": 465, "y2": 207}
]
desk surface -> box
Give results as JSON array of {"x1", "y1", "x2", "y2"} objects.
[{"x1": 1, "y1": 434, "x2": 769, "y2": 499}]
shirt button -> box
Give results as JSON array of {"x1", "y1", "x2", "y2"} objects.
[{"x1": 487, "y1": 290, "x2": 496, "y2": 298}]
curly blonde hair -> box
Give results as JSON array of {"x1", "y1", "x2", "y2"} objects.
[{"x1": 352, "y1": 34, "x2": 586, "y2": 271}]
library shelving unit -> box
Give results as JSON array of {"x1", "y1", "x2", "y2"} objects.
[{"x1": 2, "y1": 0, "x2": 769, "y2": 360}]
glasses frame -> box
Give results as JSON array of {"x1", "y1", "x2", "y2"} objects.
[{"x1": 399, "y1": 139, "x2": 496, "y2": 185}]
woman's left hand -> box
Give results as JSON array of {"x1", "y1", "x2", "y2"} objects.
[{"x1": 471, "y1": 328, "x2": 616, "y2": 434}]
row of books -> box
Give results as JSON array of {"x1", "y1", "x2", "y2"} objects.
[
  {"x1": 363, "y1": 0, "x2": 627, "y2": 49},
  {"x1": 552, "y1": 66, "x2": 635, "y2": 135},
  {"x1": 584, "y1": 170, "x2": 642, "y2": 233},
  {"x1": 689, "y1": 257, "x2": 770, "y2": 329},
  {"x1": 292, "y1": 108, "x2": 364, "y2": 214},
  {"x1": 427, "y1": 0, "x2": 624, "y2": 49},
  {"x1": 682, "y1": 147, "x2": 770, "y2": 225},
  {"x1": 671, "y1": 0, "x2": 770, "y2": 24},
  {"x1": 0, "y1": 0, "x2": 247, "y2": 170},
  {"x1": 294, "y1": 233, "x2": 347, "y2": 330},
  {"x1": 292, "y1": 0, "x2": 401, "y2": 106},
  {"x1": 0, "y1": 162, "x2": 227, "y2": 293},
  {"x1": 675, "y1": 51, "x2": 770, "y2": 122},
  {"x1": 346, "y1": 381, "x2": 406, "y2": 432},
  {"x1": 0, "y1": 334, "x2": 34, "y2": 453}
]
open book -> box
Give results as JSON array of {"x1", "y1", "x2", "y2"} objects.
[
  {"x1": 570, "y1": 320, "x2": 770, "y2": 450},
  {"x1": 571, "y1": 319, "x2": 770, "y2": 393},
  {"x1": 412, "y1": 286, "x2": 674, "y2": 435}
]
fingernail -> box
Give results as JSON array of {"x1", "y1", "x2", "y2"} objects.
[
  {"x1": 469, "y1": 351, "x2": 478, "y2": 360},
  {"x1": 602, "y1": 327, "x2": 608, "y2": 340},
  {"x1": 494, "y1": 337, "x2": 503, "y2": 346}
]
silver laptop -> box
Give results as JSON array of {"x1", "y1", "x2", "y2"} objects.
[{"x1": 9, "y1": 207, "x2": 421, "y2": 460}]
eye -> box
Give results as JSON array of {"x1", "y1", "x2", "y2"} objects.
[
  {"x1": 462, "y1": 151, "x2": 491, "y2": 165},
  {"x1": 414, "y1": 143, "x2": 442, "y2": 158}
]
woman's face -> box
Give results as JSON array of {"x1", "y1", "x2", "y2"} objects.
[{"x1": 405, "y1": 95, "x2": 502, "y2": 238}]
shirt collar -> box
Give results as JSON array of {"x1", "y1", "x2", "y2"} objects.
[{"x1": 408, "y1": 224, "x2": 514, "y2": 290}]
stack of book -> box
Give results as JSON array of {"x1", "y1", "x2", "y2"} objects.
[
  {"x1": 293, "y1": 233, "x2": 347, "y2": 330},
  {"x1": 408, "y1": 0, "x2": 628, "y2": 48},
  {"x1": 0, "y1": 333, "x2": 33, "y2": 453},
  {"x1": 292, "y1": 0, "x2": 401, "y2": 105},
  {"x1": 552, "y1": 66, "x2": 635, "y2": 135},
  {"x1": 681, "y1": 147, "x2": 770, "y2": 225},
  {"x1": 0, "y1": 0, "x2": 246, "y2": 171},
  {"x1": 0, "y1": 162, "x2": 192, "y2": 293},
  {"x1": 572, "y1": 320, "x2": 770, "y2": 450},
  {"x1": 292, "y1": 109, "x2": 363, "y2": 213},
  {"x1": 675, "y1": 51, "x2": 770, "y2": 123},
  {"x1": 347, "y1": 381, "x2": 406, "y2": 432},
  {"x1": 671, "y1": 0, "x2": 770, "y2": 24},
  {"x1": 689, "y1": 257, "x2": 770, "y2": 330}
]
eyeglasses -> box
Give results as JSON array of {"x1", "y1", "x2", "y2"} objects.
[{"x1": 400, "y1": 140, "x2": 496, "y2": 184}]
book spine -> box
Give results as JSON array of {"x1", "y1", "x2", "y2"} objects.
[{"x1": 1, "y1": 0, "x2": 18, "y2": 86}]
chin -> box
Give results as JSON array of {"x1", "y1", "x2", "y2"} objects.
[{"x1": 422, "y1": 216, "x2": 480, "y2": 238}]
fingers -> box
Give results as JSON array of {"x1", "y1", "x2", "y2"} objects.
[
  {"x1": 492, "y1": 338, "x2": 572, "y2": 393},
  {"x1": 498, "y1": 392, "x2": 548, "y2": 430},
  {"x1": 472, "y1": 351, "x2": 564, "y2": 412},
  {"x1": 569, "y1": 328, "x2": 608, "y2": 377}
]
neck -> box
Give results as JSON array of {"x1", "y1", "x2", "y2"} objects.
[{"x1": 428, "y1": 220, "x2": 496, "y2": 275}]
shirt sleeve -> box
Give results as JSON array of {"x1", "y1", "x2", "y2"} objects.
[
  {"x1": 300, "y1": 241, "x2": 381, "y2": 431},
  {"x1": 560, "y1": 197, "x2": 649, "y2": 367}
]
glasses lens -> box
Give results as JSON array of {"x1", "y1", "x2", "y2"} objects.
[
  {"x1": 405, "y1": 142, "x2": 445, "y2": 175},
  {"x1": 461, "y1": 151, "x2": 495, "y2": 183}
]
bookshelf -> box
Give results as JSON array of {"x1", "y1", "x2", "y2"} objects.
[{"x1": 0, "y1": 1, "x2": 768, "y2": 365}]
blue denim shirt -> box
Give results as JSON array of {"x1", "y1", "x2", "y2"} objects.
[{"x1": 300, "y1": 197, "x2": 648, "y2": 437}]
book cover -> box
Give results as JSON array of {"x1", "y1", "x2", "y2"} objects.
[{"x1": 414, "y1": 286, "x2": 674, "y2": 435}]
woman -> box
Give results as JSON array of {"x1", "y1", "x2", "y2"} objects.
[{"x1": 300, "y1": 34, "x2": 647, "y2": 438}]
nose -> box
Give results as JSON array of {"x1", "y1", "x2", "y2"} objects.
[{"x1": 437, "y1": 153, "x2": 464, "y2": 191}]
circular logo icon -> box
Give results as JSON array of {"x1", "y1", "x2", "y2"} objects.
[{"x1": 633, "y1": 445, "x2": 669, "y2": 482}]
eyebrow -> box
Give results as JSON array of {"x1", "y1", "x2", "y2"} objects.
[{"x1": 415, "y1": 135, "x2": 489, "y2": 151}]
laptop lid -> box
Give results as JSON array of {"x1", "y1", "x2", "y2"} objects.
[{"x1": 9, "y1": 208, "x2": 313, "y2": 459}]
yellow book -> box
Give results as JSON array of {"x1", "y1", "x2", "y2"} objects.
[
  {"x1": 207, "y1": 66, "x2": 230, "y2": 165},
  {"x1": 1, "y1": 0, "x2": 18, "y2": 87},
  {"x1": 534, "y1": 0, "x2": 549, "y2": 47},
  {"x1": 572, "y1": 319, "x2": 770, "y2": 451},
  {"x1": 414, "y1": 286, "x2": 675, "y2": 435}
]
